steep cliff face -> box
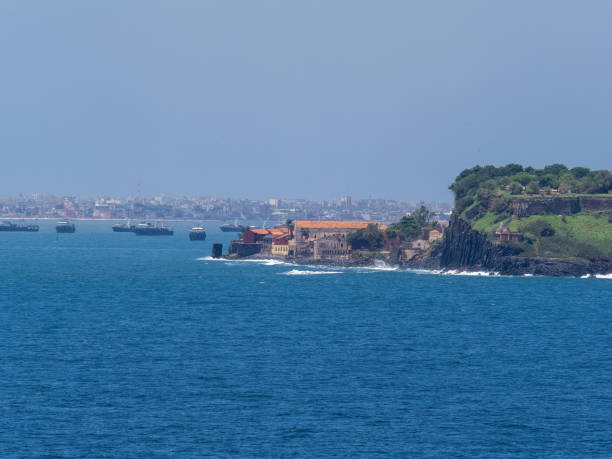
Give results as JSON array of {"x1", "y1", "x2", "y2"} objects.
[
  {"x1": 440, "y1": 215, "x2": 512, "y2": 270},
  {"x1": 438, "y1": 215, "x2": 612, "y2": 276}
]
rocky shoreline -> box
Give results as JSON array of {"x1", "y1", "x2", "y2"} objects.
[
  {"x1": 436, "y1": 215, "x2": 612, "y2": 277},
  {"x1": 224, "y1": 213, "x2": 611, "y2": 277}
]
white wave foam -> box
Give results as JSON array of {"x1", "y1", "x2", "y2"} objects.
[
  {"x1": 281, "y1": 269, "x2": 341, "y2": 276},
  {"x1": 445, "y1": 270, "x2": 500, "y2": 276},
  {"x1": 358, "y1": 265, "x2": 399, "y2": 272},
  {"x1": 407, "y1": 268, "x2": 499, "y2": 276},
  {"x1": 580, "y1": 273, "x2": 612, "y2": 279},
  {"x1": 196, "y1": 257, "x2": 293, "y2": 266}
]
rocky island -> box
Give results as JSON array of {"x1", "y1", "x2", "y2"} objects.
[{"x1": 224, "y1": 164, "x2": 611, "y2": 277}]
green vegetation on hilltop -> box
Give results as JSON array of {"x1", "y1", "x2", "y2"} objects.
[
  {"x1": 449, "y1": 164, "x2": 612, "y2": 261},
  {"x1": 450, "y1": 163, "x2": 612, "y2": 215},
  {"x1": 471, "y1": 211, "x2": 612, "y2": 260},
  {"x1": 347, "y1": 223, "x2": 384, "y2": 250}
]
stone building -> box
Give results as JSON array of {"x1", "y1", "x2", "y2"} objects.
[
  {"x1": 271, "y1": 234, "x2": 289, "y2": 257},
  {"x1": 495, "y1": 223, "x2": 523, "y2": 242},
  {"x1": 289, "y1": 220, "x2": 382, "y2": 258},
  {"x1": 313, "y1": 235, "x2": 349, "y2": 260}
]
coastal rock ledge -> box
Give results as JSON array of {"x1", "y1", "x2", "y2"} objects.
[{"x1": 437, "y1": 215, "x2": 612, "y2": 277}]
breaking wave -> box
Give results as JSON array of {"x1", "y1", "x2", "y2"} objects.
[
  {"x1": 197, "y1": 257, "x2": 293, "y2": 266},
  {"x1": 408, "y1": 268, "x2": 500, "y2": 277},
  {"x1": 281, "y1": 269, "x2": 342, "y2": 276},
  {"x1": 358, "y1": 260, "x2": 399, "y2": 271},
  {"x1": 581, "y1": 273, "x2": 612, "y2": 279}
]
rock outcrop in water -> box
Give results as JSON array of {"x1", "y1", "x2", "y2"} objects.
[{"x1": 434, "y1": 214, "x2": 612, "y2": 277}]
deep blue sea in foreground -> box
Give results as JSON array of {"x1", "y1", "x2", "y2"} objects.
[{"x1": 1, "y1": 221, "x2": 611, "y2": 457}]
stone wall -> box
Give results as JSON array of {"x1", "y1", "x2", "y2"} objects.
[
  {"x1": 511, "y1": 196, "x2": 612, "y2": 218},
  {"x1": 228, "y1": 242, "x2": 261, "y2": 257}
]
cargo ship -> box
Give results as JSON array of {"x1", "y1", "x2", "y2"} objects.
[
  {"x1": 133, "y1": 222, "x2": 173, "y2": 236},
  {"x1": 56, "y1": 220, "x2": 76, "y2": 233},
  {"x1": 189, "y1": 225, "x2": 207, "y2": 240},
  {"x1": 220, "y1": 223, "x2": 243, "y2": 232},
  {"x1": 112, "y1": 222, "x2": 135, "y2": 232},
  {"x1": 0, "y1": 221, "x2": 39, "y2": 232}
]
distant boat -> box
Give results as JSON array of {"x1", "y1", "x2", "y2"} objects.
[
  {"x1": 189, "y1": 225, "x2": 207, "y2": 241},
  {"x1": 112, "y1": 222, "x2": 135, "y2": 232},
  {"x1": 0, "y1": 221, "x2": 39, "y2": 232},
  {"x1": 56, "y1": 220, "x2": 75, "y2": 233},
  {"x1": 220, "y1": 223, "x2": 243, "y2": 232},
  {"x1": 133, "y1": 222, "x2": 173, "y2": 236}
]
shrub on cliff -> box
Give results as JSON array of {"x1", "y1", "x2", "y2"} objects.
[{"x1": 385, "y1": 215, "x2": 421, "y2": 241}]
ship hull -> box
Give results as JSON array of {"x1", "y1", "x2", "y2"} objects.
[
  {"x1": 134, "y1": 228, "x2": 173, "y2": 236},
  {"x1": 112, "y1": 226, "x2": 135, "y2": 232},
  {"x1": 56, "y1": 226, "x2": 75, "y2": 233},
  {"x1": 189, "y1": 231, "x2": 207, "y2": 240},
  {"x1": 220, "y1": 226, "x2": 242, "y2": 232},
  {"x1": 0, "y1": 224, "x2": 39, "y2": 232}
]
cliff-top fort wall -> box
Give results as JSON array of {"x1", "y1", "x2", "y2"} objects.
[{"x1": 511, "y1": 196, "x2": 612, "y2": 218}]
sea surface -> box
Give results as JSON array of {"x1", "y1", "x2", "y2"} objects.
[{"x1": 1, "y1": 221, "x2": 610, "y2": 457}]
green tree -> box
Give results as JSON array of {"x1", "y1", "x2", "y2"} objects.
[
  {"x1": 285, "y1": 219, "x2": 295, "y2": 239},
  {"x1": 526, "y1": 181, "x2": 540, "y2": 195},
  {"x1": 512, "y1": 172, "x2": 536, "y2": 186},
  {"x1": 509, "y1": 182, "x2": 523, "y2": 195},
  {"x1": 412, "y1": 205, "x2": 436, "y2": 227},
  {"x1": 347, "y1": 224, "x2": 384, "y2": 250},
  {"x1": 385, "y1": 215, "x2": 421, "y2": 241},
  {"x1": 570, "y1": 166, "x2": 591, "y2": 179}
]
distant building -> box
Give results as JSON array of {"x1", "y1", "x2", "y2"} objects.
[
  {"x1": 242, "y1": 228, "x2": 287, "y2": 244},
  {"x1": 411, "y1": 239, "x2": 429, "y2": 251},
  {"x1": 271, "y1": 234, "x2": 289, "y2": 257},
  {"x1": 428, "y1": 229, "x2": 443, "y2": 242},
  {"x1": 340, "y1": 196, "x2": 352, "y2": 209}
]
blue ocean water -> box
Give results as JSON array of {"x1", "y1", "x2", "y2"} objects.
[{"x1": 0, "y1": 220, "x2": 610, "y2": 457}]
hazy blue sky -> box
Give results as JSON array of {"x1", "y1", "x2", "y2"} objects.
[{"x1": 1, "y1": 1, "x2": 611, "y2": 201}]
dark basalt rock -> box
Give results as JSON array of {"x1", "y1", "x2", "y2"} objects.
[{"x1": 435, "y1": 214, "x2": 612, "y2": 277}]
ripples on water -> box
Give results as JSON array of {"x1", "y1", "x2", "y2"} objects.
[{"x1": 0, "y1": 221, "x2": 611, "y2": 457}]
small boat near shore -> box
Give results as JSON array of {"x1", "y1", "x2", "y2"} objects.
[
  {"x1": 133, "y1": 222, "x2": 173, "y2": 236},
  {"x1": 0, "y1": 221, "x2": 39, "y2": 232},
  {"x1": 189, "y1": 225, "x2": 207, "y2": 241},
  {"x1": 56, "y1": 220, "x2": 76, "y2": 233}
]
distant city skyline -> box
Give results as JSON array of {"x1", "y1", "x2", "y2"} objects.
[
  {"x1": 2, "y1": 2, "x2": 611, "y2": 201},
  {"x1": 0, "y1": 193, "x2": 452, "y2": 224},
  {"x1": 0, "y1": 191, "x2": 452, "y2": 205}
]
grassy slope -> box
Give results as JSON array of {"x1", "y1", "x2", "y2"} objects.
[{"x1": 469, "y1": 210, "x2": 612, "y2": 260}]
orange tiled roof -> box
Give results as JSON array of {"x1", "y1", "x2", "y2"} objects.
[
  {"x1": 247, "y1": 228, "x2": 288, "y2": 235},
  {"x1": 295, "y1": 220, "x2": 380, "y2": 229},
  {"x1": 247, "y1": 228, "x2": 271, "y2": 235}
]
